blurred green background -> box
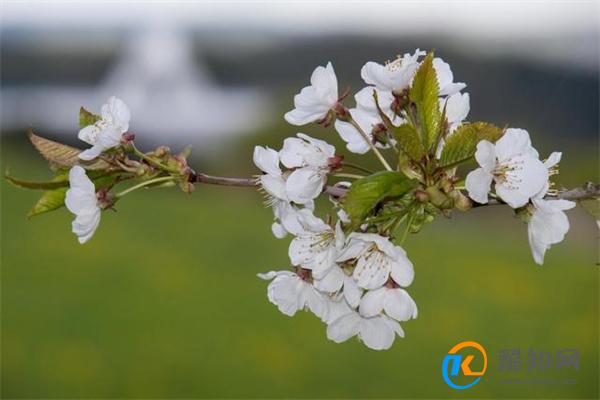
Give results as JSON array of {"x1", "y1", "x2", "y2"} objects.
[
  {"x1": 1, "y1": 1, "x2": 599, "y2": 398},
  {"x1": 2, "y1": 122, "x2": 598, "y2": 399}
]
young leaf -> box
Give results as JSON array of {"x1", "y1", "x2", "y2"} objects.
[
  {"x1": 393, "y1": 123, "x2": 425, "y2": 161},
  {"x1": 342, "y1": 171, "x2": 417, "y2": 228},
  {"x1": 409, "y1": 52, "x2": 441, "y2": 151},
  {"x1": 28, "y1": 187, "x2": 68, "y2": 218},
  {"x1": 79, "y1": 107, "x2": 101, "y2": 129},
  {"x1": 438, "y1": 122, "x2": 504, "y2": 168},
  {"x1": 5, "y1": 172, "x2": 69, "y2": 190},
  {"x1": 28, "y1": 130, "x2": 110, "y2": 170}
]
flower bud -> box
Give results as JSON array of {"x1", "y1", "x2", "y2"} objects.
[
  {"x1": 414, "y1": 190, "x2": 429, "y2": 203},
  {"x1": 153, "y1": 146, "x2": 171, "y2": 157},
  {"x1": 448, "y1": 190, "x2": 472, "y2": 211},
  {"x1": 96, "y1": 188, "x2": 115, "y2": 210},
  {"x1": 179, "y1": 180, "x2": 195, "y2": 194},
  {"x1": 425, "y1": 186, "x2": 453, "y2": 209},
  {"x1": 333, "y1": 102, "x2": 350, "y2": 121},
  {"x1": 328, "y1": 154, "x2": 344, "y2": 170}
]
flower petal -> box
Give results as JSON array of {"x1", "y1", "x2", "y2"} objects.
[
  {"x1": 359, "y1": 287, "x2": 386, "y2": 318},
  {"x1": 358, "y1": 316, "x2": 396, "y2": 350},
  {"x1": 327, "y1": 312, "x2": 362, "y2": 343},
  {"x1": 465, "y1": 168, "x2": 493, "y2": 204},
  {"x1": 383, "y1": 288, "x2": 418, "y2": 321}
]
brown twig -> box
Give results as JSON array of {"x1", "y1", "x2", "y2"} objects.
[
  {"x1": 473, "y1": 182, "x2": 600, "y2": 207},
  {"x1": 191, "y1": 173, "x2": 599, "y2": 204},
  {"x1": 191, "y1": 173, "x2": 348, "y2": 197}
]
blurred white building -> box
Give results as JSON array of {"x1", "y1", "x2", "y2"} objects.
[{"x1": 1, "y1": 27, "x2": 270, "y2": 148}]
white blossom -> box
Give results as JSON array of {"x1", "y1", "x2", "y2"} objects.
[
  {"x1": 337, "y1": 233, "x2": 414, "y2": 290},
  {"x1": 360, "y1": 49, "x2": 425, "y2": 94},
  {"x1": 435, "y1": 92, "x2": 471, "y2": 158},
  {"x1": 433, "y1": 57, "x2": 466, "y2": 96},
  {"x1": 527, "y1": 152, "x2": 576, "y2": 265},
  {"x1": 334, "y1": 108, "x2": 386, "y2": 154},
  {"x1": 257, "y1": 270, "x2": 328, "y2": 320},
  {"x1": 326, "y1": 309, "x2": 404, "y2": 351},
  {"x1": 254, "y1": 145, "x2": 320, "y2": 237},
  {"x1": 279, "y1": 133, "x2": 336, "y2": 204},
  {"x1": 354, "y1": 86, "x2": 402, "y2": 126},
  {"x1": 288, "y1": 220, "x2": 343, "y2": 278},
  {"x1": 313, "y1": 265, "x2": 363, "y2": 308},
  {"x1": 465, "y1": 128, "x2": 548, "y2": 208},
  {"x1": 284, "y1": 62, "x2": 339, "y2": 126},
  {"x1": 443, "y1": 92, "x2": 470, "y2": 131},
  {"x1": 64, "y1": 166, "x2": 101, "y2": 244},
  {"x1": 78, "y1": 96, "x2": 130, "y2": 160},
  {"x1": 359, "y1": 286, "x2": 418, "y2": 322}
]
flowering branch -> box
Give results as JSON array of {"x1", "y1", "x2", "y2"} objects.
[
  {"x1": 189, "y1": 173, "x2": 599, "y2": 204},
  {"x1": 6, "y1": 49, "x2": 599, "y2": 351}
]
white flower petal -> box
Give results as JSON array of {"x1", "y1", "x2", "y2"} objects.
[
  {"x1": 101, "y1": 96, "x2": 131, "y2": 132},
  {"x1": 343, "y1": 276, "x2": 363, "y2": 308},
  {"x1": 495, "y1": 128, "x2": 533, "y2": 159},
  {"x1": 327, "y1": 312, "x2": 362, "y2": 343},
  {"x1": 444, "y1": 92, "x2": 470, "y2": 126},
  {"x1": 284, "y1": 63, "x2": 338, "y2": 126},
  {"x1": 359, "y1": 287, "x2": 386, "y2": 317},
  {"x1": 358, "y1": 316, "x2": 397, "y2": 350},
  {"x1": 544, "y1": 152, "x2": 562, "y2": 169},
  {"x1": 313, "y1": 266, "x2": 345, "y2": 293},
  {"x1": 466, "y1": 168, "x2": 493, "y2": 204},
  {"x1": 495, "y1": 156, "x2": 548, "y2": 208},
  {"x1": 383, "y1": 288, "x2": 418, "y2": 321},
  {"x1": 285, "y1": 167, "x2": 326, "y2": 204},
  {"x1": 389, "y1": 255, "x2": 415, "y2": 287},
  {"x1": 253, "y1": 146, "x2": 281, "y2": 176},
  {"x1": 78, "y1": 125, "x2": 100, "y2": 145},
  {"x1": 474, "y1": 140, "x2": 497, "y2": 172}
]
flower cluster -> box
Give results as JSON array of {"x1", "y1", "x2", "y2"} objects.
[
  {"x1": 465, "y1": 130, "x2": 575, "y2": 264},
  {"x1": 8, "y1": 49, "x2": 592, "y2": 352},
  {"x1": 255, "y1": 50, "x2": 575, "y2": 350}
]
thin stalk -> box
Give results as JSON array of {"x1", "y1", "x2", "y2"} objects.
[
  {"x1": 333, "y1": 173, "x2": 365, "y2": 180},
  {"x1": 130, "y1": 142, "x2": 175, "y2": 173},
  {"x1": 348, "y1": 118, "x2": 393, "y2": 171},
  {"x1": 341, "y1": 162, "x2": 374, "y2": 174},
  {"x1": 115, "y1": 176, "x2": 175, "y2": 198},
  {"x1": 399, "y1": 213, "x2": 415, "y2": 245}
]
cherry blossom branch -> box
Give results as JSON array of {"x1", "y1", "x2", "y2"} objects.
[
  {"x1": 190, "y1": 173, "x2": 348, "y2": 197},
  {"x1": 473, "y1": 182, "x2": 600, "y2": 207},
  {"x1": 190, "y1": 173, "x2": 599, "y2": 204}
]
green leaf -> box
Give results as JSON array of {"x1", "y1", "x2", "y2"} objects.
[
  {"x1": 28, "y1": 130, "x2": 110, "y2": 170},
  {"x1": 409, "y1": 52, "x2": 441, "y2": 151},
  {"x1": 79, "y1": 107, "x2": 101, "y2": 129},
  {"x1": 28, "y1": 187, "x2": 68, "y2": 218},
  {"x1": 5, "y1": 172, "x2": 69, "y2": 190},
  {"x1": 393, "y1": 123, "x2": 425, "y2": 161},
  {"x1": 579, "y1": 198, "x2": 600, "y2": 220},
  {"x1": 438, "y1": 122, "x2": 504, "y2": 168},
  {"x1": 342, "y1": 171, "x2": 417, "y2": 228}
]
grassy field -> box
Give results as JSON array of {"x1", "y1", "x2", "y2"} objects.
[{"x1": 1, "y1": 134, "x2": 598, "y2": 399}]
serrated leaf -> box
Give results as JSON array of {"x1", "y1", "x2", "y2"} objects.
[
  {"x1": 579, "y1": 198, "x2": 600, "y2": 220},
  {"x1": 28, "y1": 187, "x2": 68, "y2": 218},
  {"x1": 393, "y1": 123, "x2": 425, "y2": 161},
  {"x1": 28, "y1": 130, "x2": 110, "y2": 170},
  {"x1": 438, "y1": 122, "x2": 504, "y2": 167},
  {"x1": 409, "y1": 52, "x2": 441, "y2": 151},
  {"x1": 342, "y1": 171, "x2": 417, "y2": 228},
  {"x1": 79, "y1": 107, "x2": 101, "y2": 129},
  {"x1": 5, "y1": 172, "x2": 69, "y2": 190}
]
